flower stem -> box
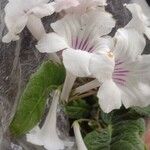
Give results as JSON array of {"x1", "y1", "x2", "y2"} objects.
[
  {"x1": 61, "y1": 71, "x2": 76, "y2": 102},
  {"x1": 70, "y1": 90, "x2": 96, "y2": 101},
  {"x1": 27, "y1": 15, "x2": 45, "y2": 41},
  {"x1": 48, "y1": 53, "x2": 61, "y2": 64},
  {"x1": 74, "y1": 79, "x2": 100, "y2": 95}
]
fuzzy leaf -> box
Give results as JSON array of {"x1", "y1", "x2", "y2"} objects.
[
  {"x1": 84, "y1": 128, "x2": 111, "y2": 150},
  {"x1": 101, "y1": 111, "x2": 114, "y2": 125},
  {"x1": 112, "y1": 119, "x2": 145, "y2": 136},
  {"x1": 111, "y1": 132, "x2": 145, "y2": 150},
  {"x1": 84, "y1": 119, "x2": 145, "y2": 150},
  {"x1": 111, "y1": 119, "x2": 145, "y2": 150},
  {"x1": 65, "y1": 100, "x2": 91, "y2": 119},
  {"x1": 10, "y1": 61, "x2": 65, "y2": 136},
  {"x1": 130, "y1": 106, "x2": 150, "y2": 118},
  {"x1": 101, "y1": 106, "x2": 147, "y2": 124}
]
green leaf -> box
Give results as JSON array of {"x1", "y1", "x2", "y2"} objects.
[
  {"x1": 101, "y1": 111, "x2": 114, "y2": 125},
  {"x1": 100, "y1": 106, "x2": 149, "y2": 124},
  {"x1": 111, "y1": 136, "x2": 144, "y2": 150},
  {"x1": 130, "y1": 106, "x2": 150, "y2": 118},
  {"x1": 84, "y1": 128, "x2": 111, "y2": 150},
  {"x1": 10, "y1": 61, "x2": 66, "y2": 137},
  {"x1": 84, "y1": 119, "x2": 145, "y2": 150},
  {"x1": 100, "y1": 106, "x2": 131, "y2": 125},
  {"x1": 111, "y1": 132, "x2": 145, "y2": 150},
  {"x1": 65, "y1": 100, "x2": 91, "y2": 119},
  {"x1": 112, "y1": 119, "x2": 145, "y2": 136},
  {"x1": 111, "y1": 119, "x2": 145, "y2": 150}
]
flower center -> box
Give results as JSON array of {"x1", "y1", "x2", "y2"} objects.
[{"x1": 107, "y1": 51, "x2": 114, "y2": 58}]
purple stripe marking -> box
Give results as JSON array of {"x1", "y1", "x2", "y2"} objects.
[
  {"x1": 113, "y1": 73, "x2": 127, "y2": 77},
  {"x1": 115, "y1": 61, "x2": 124, "y2": 66},
  {"x1": 81, "y1": 37, "x2": 89, "y2": 50},
  {"x1": 83, "y1": 43, "x2": 89, "y2": 51},
  {"x1": 113, "y1": 77, "x2": 126, "y2": 82},
  {"x1": 71, "y1": 37, "x2": 74, "y2": 48},
  {"x1": 88, "y1": 45, "x2": 94, "y2": 52},
  {"x1": 114, "y1": 81, "x2": 125, "y2": 86},
  {"x1": 75, "y1": 37, "x2": 79, "y2": 49},
  {"x1": 114, "y1": 70, "x2": 130, "y2": 73},
  {"x1": 114, "y1": 67, "x2": 125, "y2": 71},
  {"x1": 78, "y1": 38, "x2": 84, "y2": 49}
]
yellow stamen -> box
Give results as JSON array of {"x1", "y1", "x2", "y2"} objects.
[{"x1": 107, "y1": 51, "x2": 114, "y2": 58}]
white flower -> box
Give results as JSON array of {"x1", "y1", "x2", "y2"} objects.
[
  {"x1": 55, "y1": 3, "x2": 150, "y2": 113},
  {"x1": 66, "y1": 0, "x2": 107, "y2": 14},
  {"x1": 2, "y1": 0, "x2": 47, "y2": 42},
  {"x1": 73, "y1": 121, "x2": 87, "y2": 150},
  {"x1": 77, "y1": 28, "x2": 150, "y2": 113},
  {"x1": 110, "y1": 28, "x2": 150, "y2": 112},
  {"x1": 53, "y1": 0, "x2": 79, "y2": 12},
  {"x1": 36, "y1": 10, "x2": 115, "y2": 101},
  {"x1": 124, "y1": 3, "x2": 150, "y2": 39},
  {"x1": 28, "y1": 0, "x2": 79, "y2": 18},
  {"x1": 36, "y1": 10, "x2": 115, "y2": 75},
  {"x1": 77, "y1": 0, "x2": 106, "y2": 7},
  {"x1": 26, "y1": 90, "x2": 65, "y2": 150},
  {"x1": 131, "y1": 0, "x2": 150, "y2": 20},
  {"x1": 2, "y1": 0, "x2": 79, "y2": 43},
  {"x1": 30, "y1": 0, "x2": 106, "y2": 17}
]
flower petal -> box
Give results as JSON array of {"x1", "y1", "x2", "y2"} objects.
[
  {"x1": 51, "y1": 14, "x2": 80, "y2": 44},
  {"x1": 82, "y1": 10, "x2": 115, "y2": 37},
  {"x1": 89, "y1": 52, "x2": 115, "y2": 82},
  {"x1": 3, "y1": 0, "x2": 48, "y2": 42},
  {"x1": 121, "y1": 84, "x2": 150, "y2": 108},
  {"x1": 128, "y1": 55, "x2": 150, "y2": 83},
  {"x1": 3, "y1": 0, "x2": 51, "y2": 42},
  {"x1": 51, "y1": 10, "x2": 115, "y2": 45},
  {"x1": 36, "y1": 33, "x2": 68, "y2": 53},
  {"x1": 131, "y1": 0, "x2": 150, "y2": 20},
  {"x1": 66, "y1": 0, "x2": 107, "y2": 14},
  {"x1": 94, "y1": 36, "x2": 115, "y2": 52},
  {"x1": 95, "y1": 11, "x2": 115, "y2": 36},
  {"x1": 125, "y1": 3, "x2": 150, "y2": 39},
  {"x1": 26, "y1": 126, "x2": 43, "y2": 145},
  {"x1": 145, "y1": 27, "x2": 150, "y2": 39},
  {"x1": 97, "y1": 79, "x2": 122, "y2": 113},
  {"x1": 90, "y1": 0, "x2": 107, "y2": 6},
  {"x1": 3, "y1": 0, "x2": 52, "y2": 42},
  {"x1": 114, "y1": 28, "x2": 146, "y2": 61},
  {"x1": 54, "y1": 0, "x2": 79, "y2": 12},
  {"x1": 63, "y1": 49, "x2": 92, "y2": 77},
  {"x1": 120, "y1": 55, "x2": 150, "y2": 108},
  {"x1": 3, "y1": 13, "x2": 28, "y2": 42},
  {"x1": 2, "y1": 32, "x2": 20, "y2": 43},
  {"x1": 27, "y1": 3, "x2": 55, "y2": 18}
]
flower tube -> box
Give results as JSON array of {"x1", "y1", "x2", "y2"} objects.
[
  {"x1": 26, "y1": 90, "x2": 65, "y2": 150},
  {"x1": 73, "y1": 121, "x2": 87, "y2": 150}
]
